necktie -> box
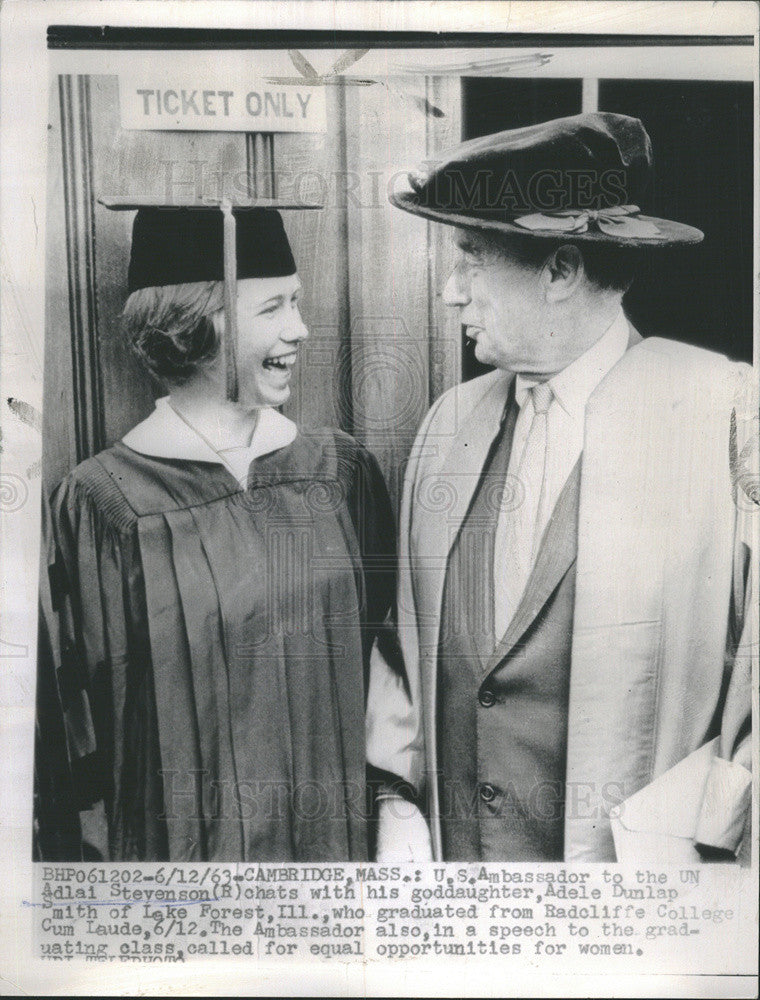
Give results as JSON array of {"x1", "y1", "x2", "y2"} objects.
[{"x1": 493, "y1": 382, "x2": 554, "y2": 639}]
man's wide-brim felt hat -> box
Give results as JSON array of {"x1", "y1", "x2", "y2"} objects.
[{"x1": 390, "y1": 112, "x2": 703, "y2": 247}]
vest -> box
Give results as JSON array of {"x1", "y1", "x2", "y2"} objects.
[{"x1": 437, "y1": 397, "x2": 580, "y2": 860}]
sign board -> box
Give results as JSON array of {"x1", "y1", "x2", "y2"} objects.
[{"x1": 119, "y1": 75, "x2": 326, "y2": 132}]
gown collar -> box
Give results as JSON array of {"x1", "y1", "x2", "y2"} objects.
[{"x1": 122, "y1": 396, "x2": 298, "y2": 466}]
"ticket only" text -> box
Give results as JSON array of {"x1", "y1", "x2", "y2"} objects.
[{"x1": 135, "y1": 89, "x2": 313, "y2": 119}]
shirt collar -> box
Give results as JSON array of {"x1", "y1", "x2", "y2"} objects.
[
  {"x1": 122, "y1": 397, "x2": 298, "y2": 465},
  {"x1": 515, "y1": 309, "x2": 630, "y2": 417}
]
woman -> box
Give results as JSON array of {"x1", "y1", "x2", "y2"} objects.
[{"x1": 35, "y1": 206, "x2": 396, "y2": 862}]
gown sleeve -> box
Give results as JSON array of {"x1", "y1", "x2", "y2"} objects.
[
  {"x1": 34, "y1": 490, "x2": 90, "y2": 859},
  {"x1": 329, "y1": 433, "x2": 420, "y2": 855},
  {"x1": 34, "y1": 463, "x2": 166, "y2": 861},
  {"x1": 364, "y1": 397, "x2": 448, "y2": 800},
  {"x1": 335, "y1": 433, "x2": 401, "y2": 677}
]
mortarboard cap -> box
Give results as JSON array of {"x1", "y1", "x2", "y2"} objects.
[{"x1": 126, "y1": 205, "x2": 297, "y2": 292}]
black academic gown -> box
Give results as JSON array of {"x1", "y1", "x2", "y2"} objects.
[{"x1": 34, "y1": 427, "x2": 395, "y2": 862}]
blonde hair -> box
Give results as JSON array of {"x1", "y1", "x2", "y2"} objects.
[{"x1": 122, "y1": 281, "x2": 225, "y2": 384}]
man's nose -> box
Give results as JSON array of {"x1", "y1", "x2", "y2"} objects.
[
  {"x1": 282, "y1": 305, "x2": 309, "y2": 343},
  {"x1": 442, "y1": 265, "x2": 470, "y2": 308}
]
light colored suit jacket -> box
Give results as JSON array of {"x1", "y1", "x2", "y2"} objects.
[{"x1": 367, "y1": 331, "x2": 755, "y2": 862}]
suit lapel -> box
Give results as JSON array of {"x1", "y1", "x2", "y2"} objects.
[
  {"x1": 484, "y1": 458, "x2": 581, "y2": 674},
  {"x1": 414, "y1": 370, "x2": 513, "y2": 662},
  {"x1": 436, "y1": 375, "x2": 514, "y2": 542}
]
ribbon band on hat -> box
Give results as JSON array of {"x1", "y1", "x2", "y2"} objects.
[{"x1": 513, "y1": 204, "x2": 661, "y2": 239}]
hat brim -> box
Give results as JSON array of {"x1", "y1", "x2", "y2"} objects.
[{"x1": 389, "y1": 191, "x2": 703, "y2": 247}]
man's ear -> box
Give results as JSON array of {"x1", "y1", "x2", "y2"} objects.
[{"x1": 543, "y1": 243, "x2": 584, "y2": 301}]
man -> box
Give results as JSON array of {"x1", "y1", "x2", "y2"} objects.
[{"x1": 366, "y1": 113, "x2": 755, "y2": 863}]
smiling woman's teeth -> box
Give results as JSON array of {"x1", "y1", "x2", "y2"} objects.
[{"x1": 263, "y1": 355, "x2": 295, "y2": 371}]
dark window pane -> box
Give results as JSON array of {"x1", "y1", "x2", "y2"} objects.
[
  {"x1": 599, "y1": 80, "x2": 753, "y2": 362},
  {"x1": 463, "y1": 77, "x2": 583, "y2": 140}
]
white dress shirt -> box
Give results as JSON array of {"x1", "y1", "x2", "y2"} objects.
[{"x1": 493, "y1": 309, "x2": 630, "y2": 636}]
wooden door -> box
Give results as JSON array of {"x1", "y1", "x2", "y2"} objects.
[{"x1": 44, "y1": 72, "x2": 463, "y2": 514}]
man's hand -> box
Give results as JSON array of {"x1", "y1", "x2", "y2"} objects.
[{"x1": 375, "y1": 795, "x2": 433, "y2": 862}]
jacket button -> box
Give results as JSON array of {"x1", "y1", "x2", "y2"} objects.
[
  {"x1": 479, "y1": 687, "x2": 496, "y2": 707},
  {"x1": 479, "y1": 783, "x2": 496, "y2": 803}
]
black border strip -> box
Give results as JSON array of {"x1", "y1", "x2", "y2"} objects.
[{"x1": 48, "y1": 27, "x2": 754, "y2": 49}]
